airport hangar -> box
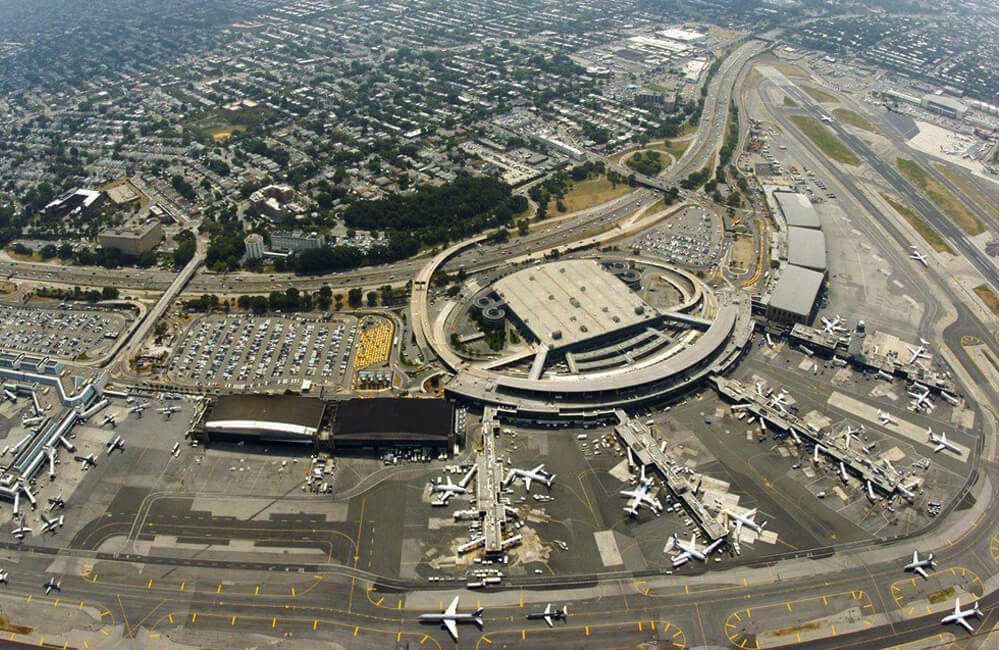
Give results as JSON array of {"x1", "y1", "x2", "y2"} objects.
[
  {"x1": 441, "y1": 258, "x2": 756, "y2": 420},
  {"x1": 762, "y1": 191, "x2": 828, "y2": 325},
  {"x1": 192, "y1": 394, "x2": 455, "y2": 453}
]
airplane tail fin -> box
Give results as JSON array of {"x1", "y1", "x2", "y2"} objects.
[
  {"x1": 561, "y1": 605, "x2": 568, "y2": 618},
  {"x1": 973, "y1": 602, "x2": 982, "y2": 616},
  {"x1": 473, "y1": 609, "x2": 485, "y2": 628}
]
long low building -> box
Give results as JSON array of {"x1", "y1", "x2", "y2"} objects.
[{"x1": 192, "y1": 395, "x2": 455, "y2": 452}]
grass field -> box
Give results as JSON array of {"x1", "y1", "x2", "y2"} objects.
[
  {"x1": 931, "y1": 162, "x2": 999, "y2": 222},
  {"x1": 832, "y1": 108, "x2": 876, "y2": 133},
  {"x1": 974, "y1": 284, "x2": 998, "y2": 313},
  {"x1": 789, "y1": 115, "x2": 860, "y2": 166},
  {"x1": 772, "y1": 62, "x2": 811, "y2": 78},
  {"x1": 547, "y1": 176, "x2": 632, "y2": 214},
  {"x1": 896, "y1": 158, "x2": 985, "y2": 236},
  {"x1": 801, "y1": 84, "x2": 839, "y2": 104},
  {"x1": 613, "y1": 139, "x2": 689, "y2": 165},
  {"x1": 881, "y1": 193, "x2": 954, "y2": 254},
  {"x1": 783, "y1": 95, "x2": 798, "y2": 107}
]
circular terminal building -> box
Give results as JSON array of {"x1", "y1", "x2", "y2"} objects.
[{"x1": 426, "y1": 257, "x2": 754, "y2": 419}]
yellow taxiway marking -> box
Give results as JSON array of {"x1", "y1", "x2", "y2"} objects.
[
  {"x1": 26, "y1": 595, "x2": 31, "y2": 603},
  {"x1": 396, "y1": 631, "x2": 401, "y2": 641},
  {"x1": 147, "y1": 579, "x2": 153, "y2": 589},
  {"x1": 100, "y1": 629, "x2": 109, "y2": 636},
  {"x1": 254, "y1": 585, "x2": 260, "y2": 596},
  {"x1": 521, "y1": 629, "x2": 526, "y2": 640},
  {"x1": 216, "y1": 584, "x2": 222, "y2": 593},
  {"x1": 190, "y1": 613, "x2": 197, "y2": 623},
  {"x1": 420, "y1": 634, "x2": 429, "y2": 644},
  {"x1": 481, "y1": 635, "x2": 492, "y2": 644},
  {"x1": 585, "y1": 626, "x2": 590, "y2": 636},
  {"x1": 291, "y1": 586, "x2": 296, "y2": 596},
  {"x1": 353, "y1": 626, "x2": 359, "y2": 636},
  {"x1": 397, "y1": 599, "x2": 402, "y2": 609},
  {"x1": 167, "y1": 614, "x2": 173, "y2": 624},
  {"x1": 53, "y1": 598, "x2": 59, "y2": 607},
  {"x1": 314, "y1": 620, "x2": 319, "y2": 631},
  {"x1": 271, "y1": 617, "x2": 277, "y2": 628},
  {"x1": 91, "y1": 574, "x2": 97, "y2": 582},
  {"x1": 179, "y1": 582, "x2": 185, "y2": 592},
  {"x1": 230, "y1": 616, "x2": 236, "y2": 626},
  {"x1": 786, "y1": 602, "x2": 792, "y2": 612}
]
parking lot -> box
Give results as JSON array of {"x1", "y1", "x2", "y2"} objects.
[
  {"x1": 629, "y1": 206, "x2": 725, "y2": 268},
  {"x1": 0, "y1": 303, "x2": 130, "y2": 360},
  {"x1": 165, "y1": 313, "x2": 359, "y2": 391}
]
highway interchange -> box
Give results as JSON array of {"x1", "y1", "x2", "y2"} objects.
[{"x1": 0, "y1": 38, "x2": 995, "y2": 650}]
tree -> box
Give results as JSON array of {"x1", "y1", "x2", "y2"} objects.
[
  {"x1": 366, "y1": 291, "x2": 378, "y2": 307},
  {"x1": 348, "y1": 288, "x2": 362, "y2": 307},
  {"x1": 101, "y1": 286, "x2": 119, "y2": 300}
]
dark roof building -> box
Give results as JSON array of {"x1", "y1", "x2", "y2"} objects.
[
  {"x1": 327, "y1": 398, "x2": 454, "y2": 451},
  {"x1": 195, "y1": 394, "x2": 328, "y2": 445}
]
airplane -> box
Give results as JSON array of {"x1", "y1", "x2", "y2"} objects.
[
  {"x1": 0, "y1": 569, "x2": 7, "y2": 584},
  {"x1": 903, "y1": 550, "x2": 936, "y2": 579},
  {"x1": 941, "y1": 598, "x2": 982, "y2": 633},
  {"x1": 417, "y1": 596, "x2": 484, "y2": 641},
  {"x1": 909, "y1": 384, "x2": 934, "y2": 413},
  {"x1": 44, "y1": 577, "x2": 61, "y2": 595},
  {"x1": 620, "y1": 467, "x2": 663, "y2": 517},
  {"x1": 820, "y1": 314, "x2": 845, "y2": 335},
  {"x1": 725, "y1": 508, "x2": 765, "y2": 534},
  {"x1": 100, "y1": 413, "x2": 116, "y2": 428},
  {"x1": 877, "y1": 409, "x2": 897, "y2": 425},
  {"x1": 666, "y1": 533, "x2": 724, "y2": 567},
  {"x1": 819, "y1": 114, "x2": 833, "y2": 123},
  {"x1": 431, "y1": 477, "x2": 467, "y2": 498},
  {"x1": 909, "y1": 247, "x2": 929, "y2": 267},
  {"x1": 526, "y1": 603, "x2": 568, "y2": 627},
  {"x1": 171, "y1": 442, "x2": 181, "y2": 457},
  {"x1": 75, "y1": 453, "x2": 97, "y2": 470},
  {"x1": 504, "y1": 464, "x2": 554, "y2": 491},
  {"x1": 130, "y1": 403, "x2": 149, "y2": 417},
  {"x1": 928, "y1": 429, "x2": 961, "y2": 454},
  {"x1": 40, "y1": 513, "x2": 64, "y2": 534},
  {"x1": 907, "y1": 344, "x2": 931, "y2": 365},
  {"x1": 47, "y1": 494, "x2": 65, "y2": 511},
  {"x1": 106, "y1": 436, "x2": 124, "y2": 455},
  {"x1": 11, "y1": 517, "x2": 31, "y2": 540},
  {"x1": 158, "y1": 405, "x2": 179, "y2": 419}
]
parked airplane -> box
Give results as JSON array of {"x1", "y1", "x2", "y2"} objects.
[
  {"x1": 910, "y1": 247, "x2": 929, "y2": 267},
  {"x1": 666, "y1": 533, "x2": 724, "y2": 567},
  {"x1": 820, "y1": 315, "x2": 845, "y2": 335},
  {"x1": 130, "y1": 403, "x2": 149, "y2": 416},
  {"x1": 504, "y1": 464, "x2": 554, "y2": 491},
  {"x1": 100, "y1": 413, "x2": 116, "y2": 428},
  {"x1": 158, "y1": 405, "x2": 179, "y2": 419},
  {"x1": 47, "y1": 494, "x2": 65, "y2": 511},
  {"x1": 76, "y1": 453, "x2": 97, "y2": 470},
  {"x1": 40, "y1": 513, "x2": 64, "y2": 535},
  {"x1": 526, "y1": 603, "x2": 568, "y2": 627},
  {"x1": 941, "y1": 598, "x2": 982, "y2": 633},
  {"x1": 907, "y1": 344, "x2": 931, "y2": 365},
  {"x1": 725, "y1": 508, "x2": 765, "y2": 534},
  {"x1": 621, "y1": 467, "x2": 662, "y2": 517},
  {"x1": 877, "y1": 410, "x2": 897, "y2": 425},
  {"x1": 903, "y1": 550, "x2": 936, "y2": 579},
  {"x1": 11, "y1": 517, "x2": 30, "y2": 540},
  {"x1": 928, "y1": 429, "x2": 961, "y2": 454},
  {"x1": 418, "y1": 596, "x2": 484, "y2": 641},
  {"x1": 44, "y1": 577, "x2": 61, "y2": 595},
  {"x1": 432, "y1": 477, "x2": 466, "y2": 498},
  {"x1": 909, "y1": 384, "x2": 934, "y2": 413},
  {"x1": 106, "y1": 436, "x2": 124, "y2": 455}
]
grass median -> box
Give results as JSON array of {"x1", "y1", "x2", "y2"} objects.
[
  {"x1": 896, "y1": 158, "x2": 985, "y2": 236},
  {"x1": 880, "y1": 193, "x2": 954, "y2": 254},
  {"x1": 789, "y1": 114, "x2": 860, "y2": 166}
]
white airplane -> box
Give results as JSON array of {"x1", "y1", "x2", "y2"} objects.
[
  {"x1": 158, "y1": 405, "x2": 179, "y2": 419},
  {"x1": 877, "y1": 409, "x2": 897, "y2": 425},
  {"x1": 44, "y1": 577, "x2": 61, "y2": 595},
  {"x1": 106, "y1": 436, "x2": 124, "y2": 455},
  {"x1": 504, "y1": 464, "x2": 554, "y2": 491},
  {"x1": 620, "y1": 468, "x2": 663, "y2": 517},
  {"x1": 910, "y1": 247, "x2": 929, "y2": 267},
  {"x1": 903, "y1": 550, "x2": 936, "y2": 579},
  {"x1": 0, "y1": 569, "x2": 7, "y2": 584},
  {"x1": 47, "y1": 494, "x2": 65, "y2": 511},
  {"x1": 130, "y1": 403, "x2": 149, "y2": 416},
  {"x1": 76, "y1": 453, "x2": 97, "y2": 470},
  {"x1": 417, "y1": 596, "x2": 484, "y2": 641},
  {"x1": 526, "y1": 603, "x2": 568, "y2": 627},
  {"x1": 431, "y1": 477, "x2": 466, "y2": 498},
  {"x1": 40, "y1": 513, "x2": 64, "y2": 534},
  {"x1": 819, "y1": 114, "x2": 832, "y2": 123},
  {"x1": 909, "y1": 384, "x2": 934, "y2": 413},
  {"x1": 100, "y1": 413, "x2": 116, "y2": 428},
  {"x1": 666, "y1": 533, "x2": 724, "y2": 567},
  {"x1": 907, "y1": 344, "x2": 931, "y2": 365},
  {"x1": 11, "y1": 517, "x2": 30, "y2": 540},
  {"x1": 171, "y1": 442, "x2": 181, "y2": 457},
  {"x1": 725, "y1": 508, "x2": 766, "y2": 534},
  {"x1": 928, "y1": 429, "x2": 961, "y2": 454},
  {"x1": 820, "y1": 315, "x2": 845, "y2": 334},
  {"x1": 941, "y1": 598, "x2": 982, "y2": 633}
]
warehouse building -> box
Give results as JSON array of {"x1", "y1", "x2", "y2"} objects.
[
  {"x1": 921, "y1": 94, "x2": 968, "y2": 120},
  {"x1": 774, "y1": 191, "x2": 821, "y2": 229},
  {"x1": 324, "y1": 398, "x2": 454, "y2": 453},
  {"x1": 786, "y1": 226, "x2": 827, "y2": 274},
  {"x1": 98, "y1": 221, "x2": 164, "y2": 256},
  {"x1": 192, "y1": 394, "x2": 329, "y2": 445},
  {"x1": 765, "y1": 264, "x2": 826, "y2": 325}
]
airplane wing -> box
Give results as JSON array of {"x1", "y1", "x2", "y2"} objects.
[
  {"x1": 444, "y1": 596, "x2": 459, "y2": 617},
  {"x1": 915, "y1": 566, "x2": 927, "y2": 579},
  {"x1": 953, "y1": 599, "x2": 962, "y2": 617},
  {"x1": 533, "y1": 464, "x2": 545, "y2": 474},
  {"x1": 543, "y1": 614, "x2": 554, "y2": 627},
  {"x1": 523, "y1": 475, "x2": 532, "y2": 492},
  {"x1": 933, "y1": 443, "x2": 946, "y2": 453},
  {"x1": 443, "y1": 618, "x2": 459, "y2": 641},
  {"x1": 957, "y1": 616, "x2": 974, "y2": 633},
  {"x1": 912, "y1": 551, "x2": 919, "y2": 564}
]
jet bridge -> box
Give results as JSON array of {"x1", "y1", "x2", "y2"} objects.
[{"x1": 613, "y1": 410, "x2": 728, "y2": 540}]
